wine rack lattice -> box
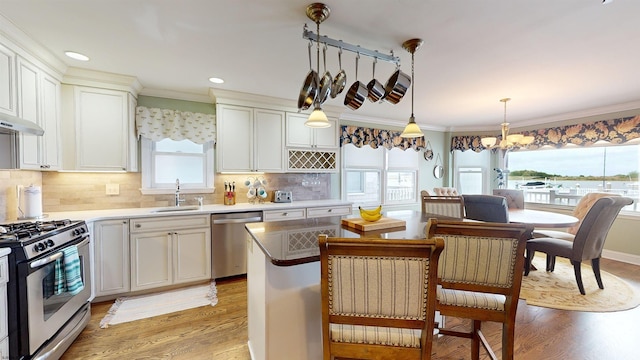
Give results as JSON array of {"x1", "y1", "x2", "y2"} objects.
[{"x1": 288, "y1": 150, "x2": 337, "y2": 170}]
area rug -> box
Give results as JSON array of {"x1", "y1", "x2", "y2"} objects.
[
  {"x1": 99, "y1": 281, "x2": 218, "y2": 328},
  {"x1": 519, "y1": 257, "x2": 640, "y2": 312}
]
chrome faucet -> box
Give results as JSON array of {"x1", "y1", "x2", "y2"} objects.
[{"x1": 175, "y1": 178, "x2": 186, "y2": 206}]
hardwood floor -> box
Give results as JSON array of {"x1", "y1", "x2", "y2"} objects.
[{"x1": 62, "y1": 258, "x2": 640, "y2": 359}]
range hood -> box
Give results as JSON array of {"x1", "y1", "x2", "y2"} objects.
[{"x1": 0, "y1": 113, "x2": 44, "y2": 135}]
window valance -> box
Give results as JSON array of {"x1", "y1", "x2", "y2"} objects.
[
  {"x1": 135, "y1": 106, "x2": 216, "y2": 144},
  {"x1": 451, "y1": 114, "x2": 640, "y2": 152},
  {"x1": 340, "y1": 125, "x2": 426, "y2": 151}
]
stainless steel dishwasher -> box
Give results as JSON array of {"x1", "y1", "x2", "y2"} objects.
[{"x1": 211, "y1": 211, "x2": 263, "y2": 278}]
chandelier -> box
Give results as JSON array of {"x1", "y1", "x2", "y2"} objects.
[{"x1": 481, "y1": 98, "x2": 534, "y2": 149}]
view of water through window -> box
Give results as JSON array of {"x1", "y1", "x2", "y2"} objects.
[{"x1": 506, "y1": 144, "x2": 639, "y2": 210}]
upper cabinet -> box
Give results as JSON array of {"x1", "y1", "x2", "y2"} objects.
[
  {"x1": 61, "y1": 69, "x2": 141, "y2": 172},
  {"x1": 285, "y1": 112, "x2": 339, "y2": 149},
  {"x1": 216, "y1": 104, "x2": 285, "y2": 173},
  {"x1": 0, "y1": 43, "x2": 17, "y2": 117},
  {"x1": 17, "y1": 56, "x2": 61, "y2": 170}
]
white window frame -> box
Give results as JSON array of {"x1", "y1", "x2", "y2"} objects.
[
  {"x1": 140, "y1": 138, "x2": 214, "y2": 194},
  {"x1": 342, "y1": 145, "x2": 419, "y2": 207}
]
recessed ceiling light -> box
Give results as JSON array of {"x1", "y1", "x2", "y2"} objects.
[
  {"x1": 602, "y1": 0, "x2": 613, "y2": 4},
  {"x1": 208, "y1": 77, "x2": 224, "y2": 84},
  {"x1": 64, "y1": 51, "x2": 90, "y2": 61}
]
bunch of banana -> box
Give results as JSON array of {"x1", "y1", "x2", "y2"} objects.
[{"x1": 359, "y1": 205, "x2": 383, "y2": 222}]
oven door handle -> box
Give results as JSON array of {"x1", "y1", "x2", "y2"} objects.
[{"x1": 29, "y1": 236, "x2": 90, "y2": 269}]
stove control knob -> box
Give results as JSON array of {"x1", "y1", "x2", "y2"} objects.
[
  {"x1": 36, "y1": 242, "x2": 46, "y2": 252},
  {"x1": 47, "y1": 239, "x2": 55, "y2": 248}
]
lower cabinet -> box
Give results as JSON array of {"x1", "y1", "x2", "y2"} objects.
[
  {"x1": 94, "y1": 219, "x2": 130, "y2": 297},
  {"x1": 130, "y1": 215, "x2": 211, "y2": 292},
  {"x1": 93, "y1": 215, "x2": 211, "y2": 297}
]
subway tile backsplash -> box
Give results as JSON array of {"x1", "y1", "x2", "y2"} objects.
[{"x1": 0, "y1": 170, "x2": 333, "y2": 220}]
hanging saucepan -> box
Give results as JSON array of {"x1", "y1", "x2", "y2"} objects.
[
  {"x1": 331, "y1": 48, "x2": 347, "y2": 98},
  {"x1": 317, "y1": 44, "x2": 332, "y2": 104},
  {"x1": 297, "y1": 42, "x2": 319, "y2": 111},
  {"x1": 382, "y1": 63, "x2": 411, "y2": 104},
  {"x1": 344, "y1": 53, "x2": 368, "y2": 110},
  {"x1": 366, "y1": 57, "x2": 384, "y2": 103}
]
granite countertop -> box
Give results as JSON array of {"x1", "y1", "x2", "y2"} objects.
[
  {"x1": 36, "y1": 199, "x2": 352, "y2": 223},
  {"x1": 245, "y1": 210, "x2": 430, "y2": 267}
]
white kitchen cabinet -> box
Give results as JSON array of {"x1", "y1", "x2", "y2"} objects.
[
  {"x1": 0, "y1": 43, "x2": 17, "y2": 117},
  {"x1": 61, "y1": 85, "x2": 138, "y2": 171},
  {"x1": 17, "y1": 56, "x2": 61, "y2": 170},
  {"x1": 93, "y1": 219, "x2": 130, "y2": 297},
  {"x1": 263, "y1": 204, "x2": 352, "y2": 222},
  {"x1": 216, "y1": 104, "x2": 285, "y2": 173},
  {"x1": 1, "y1": 251, "x2": 9, "y2": 360},
  {"x1": 285, "y1": 112, "x2": 338, "y2": 149},
  {"x1": 130, "y1": 215, "x2": 211, "y2": 292},
  {"x1": 306, "y1": 205, "x2": 352, "y2": 218},
  {"x1": 263, "y1": 208, "x2": 306, "y2": 222}
]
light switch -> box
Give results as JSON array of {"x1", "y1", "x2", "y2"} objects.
[{"x1": 106, "y1": 183, "x2": 120, "y2": 195}]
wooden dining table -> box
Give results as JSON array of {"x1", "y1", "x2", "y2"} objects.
[{"x1": 508, "y1": 208, "x2": 579, "y2": 228}]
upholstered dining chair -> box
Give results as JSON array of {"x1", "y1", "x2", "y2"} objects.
[
  {"x1": 425, "y1": 218, "x2": 533, "y2": 360},
  {"x1": 421, "y1": 195, "x2": 465, "y2": 220},
  {"x1": 432, "y1": 187, "x2": 459, "y2": 197},
  {"x1": 318, "y1": 234, "x2": 444, "y2": 360},
  {"x1": 525, "y1": 196, "x2": 633, "y2": 295},
  {"x1": 462, "y1": 194, "x2": 510, "y2": 223},
  {"x1": 492, "y1": 189, "x2": 525, "y2": 209},
  {"x1": 533, "y1": 192, "x2": 619, "y2": 240}
]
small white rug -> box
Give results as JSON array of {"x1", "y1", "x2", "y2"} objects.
[{"x1": 99, "y1": 281, "x2": 218, "y2": 328}]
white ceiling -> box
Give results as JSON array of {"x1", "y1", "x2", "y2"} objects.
[{"x1": 2, "y1": 0, "x2": 639, "y2": 131}]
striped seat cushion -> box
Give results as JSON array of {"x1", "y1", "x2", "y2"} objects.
[
  {"x1": 330, "y1": 324, "x2": 422, "y2": 348},
  {"x1": 437, "y1": 288, "x2": 505, "y2": 311}
]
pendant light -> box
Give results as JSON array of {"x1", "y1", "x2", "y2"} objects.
[
  {"x1": 481, "y1": 98, "x2": 534, "y2": 149},
  {"x1": 304, "y1": 3, "x2": 331, "y2": 128},
  {"x1": 400, "y1": 39, "x2": 424, "y2": 138}
]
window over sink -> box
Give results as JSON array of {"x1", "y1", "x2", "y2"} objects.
[{"x1": 140, "y1": 138, "x2": 214, "y2": 194}]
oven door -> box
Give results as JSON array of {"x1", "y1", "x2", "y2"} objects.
[{"x1": 25, "y1": 235, "x2": 91, "y2": 356}]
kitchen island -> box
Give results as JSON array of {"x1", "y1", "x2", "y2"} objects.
[{"x1": 244, "y1": 210, "x2": 428, "y2": 360}]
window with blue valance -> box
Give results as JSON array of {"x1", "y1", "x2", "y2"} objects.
[
  {"x1": 340, "y1": 125, "x2": 426, "y2": 151},
  {"x1": 451, "y1": 115, "x2": 640, "y2": 152}
]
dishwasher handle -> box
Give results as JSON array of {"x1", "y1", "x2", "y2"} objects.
[{"x1": 212, "y1": 216, "x2": 263, "y2": 225}]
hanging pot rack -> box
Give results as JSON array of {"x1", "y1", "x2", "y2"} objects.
[{"x1": 302, "y1": 25, "x2": 401, "y2": 66}]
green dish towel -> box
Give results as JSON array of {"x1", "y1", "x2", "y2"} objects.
[{"x1": 62, "y1": 245, "x2": 84, "y2": 295}]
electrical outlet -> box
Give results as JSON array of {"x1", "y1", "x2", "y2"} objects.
[{"x1": 106, "y1": 184, "x2": 120, "y2": 195}]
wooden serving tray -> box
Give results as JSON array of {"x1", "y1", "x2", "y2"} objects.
[{"x1": 341, "y1": 217, "x2": 407, "y2": 232}]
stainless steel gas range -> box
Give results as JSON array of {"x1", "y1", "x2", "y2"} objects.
[{"x1": 0, "y1": 219, "x2": 92, "y2": 360}]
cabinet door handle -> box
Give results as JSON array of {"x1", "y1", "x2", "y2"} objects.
[
  {"x1": 328, "y1": 209, "x2": 332, "y2": 212},
  {"x1": 135, "y1": 224, "x2": 141, "y2": 228}
]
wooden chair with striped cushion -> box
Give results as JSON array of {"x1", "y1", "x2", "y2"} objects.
[
  {"x1": 319, "y1": 235, "x2": 445, "y2": 360},
  {"x1": 421, "y1": 195, "x2": 465, "y2": 220},
  {"x1": 425, "y1": 219, "x2": 533, "y2": 360}
]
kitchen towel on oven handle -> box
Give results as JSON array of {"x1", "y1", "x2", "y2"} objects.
[{"x1": 62, "y1": 245, "x2": 84, "y2": 295}]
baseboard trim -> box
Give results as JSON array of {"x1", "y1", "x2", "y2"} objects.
[{"x1": 603, "y1": 249, "x2": 640, "y2": 266}]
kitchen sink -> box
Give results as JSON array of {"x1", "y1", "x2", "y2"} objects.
[{"x1": 150, "y1": 205, "x2": 200, "y2": 213}]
